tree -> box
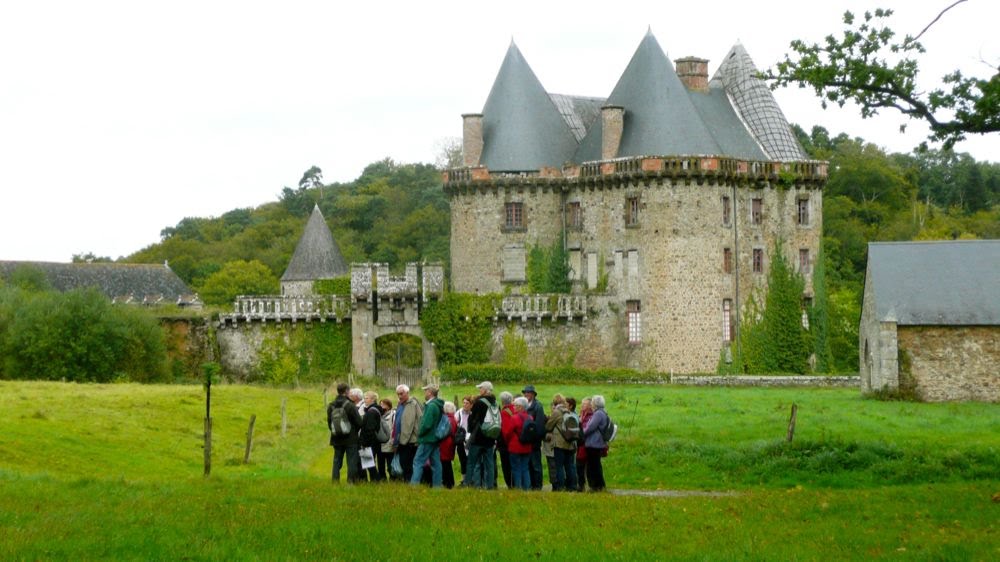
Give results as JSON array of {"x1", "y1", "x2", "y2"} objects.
[
  {"x1": 72, "y1": 252, "x2": 113, "y2": 263},
  {"x1": 767, "y1": 3, "x2": 1000, "y2": 149},
  {"x1": 197, "y1": 260, "x2": 279, "y2": 306}
]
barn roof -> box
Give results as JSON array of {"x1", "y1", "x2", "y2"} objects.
[
  {"x1": 0, "y1": 260, "x2": 196, "y2": 302},
  {"x1": 865, "y1": 240, "x2": 1000, "y2": 325}
]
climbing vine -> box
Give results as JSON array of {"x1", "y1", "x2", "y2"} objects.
[
  {"x1": 419, "y1": 293, "x2": 498, "y2": 366},
  {"x1": 526, "y1": 240, "x2": 571, "y2": 294},
  {"x1": 256, "y1": 322, "x2": 351, "y2": 384}
]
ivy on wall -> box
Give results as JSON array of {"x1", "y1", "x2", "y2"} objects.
[
  {"x1": 419, "y1": 293, "x2": 497, "y2": 366},
  {"x1": 256, "y1": 322, "x2": 351, "y2": 384},
  {"x1": 313, "y1": 276, "x2": 351, "y2": 296}
]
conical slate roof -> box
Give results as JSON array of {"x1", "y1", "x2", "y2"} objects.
[
  {"x1": 479, "y1": 42, "x2": 579, "y2": 171},
  {"x1": 281, "y1": 205, "x2": 347, "y2": 282},
  {"x1": 712, "y1": 43, "x2": 807, "y2": 161},
  {"x1": 576, "y1": 32, "x2": 722, "y2": 161}
]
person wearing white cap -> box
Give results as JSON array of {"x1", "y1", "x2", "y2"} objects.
[{"x1": 466, "y1": 381, "x2": 498, "y2": 489}]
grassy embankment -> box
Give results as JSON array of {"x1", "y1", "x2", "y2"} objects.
[{"x1": 1, "y1": 381, "x2": 997, "y2": 560}]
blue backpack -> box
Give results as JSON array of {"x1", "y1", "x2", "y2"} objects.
[{"x1": 434, "y1": 411, "x2": 452, "y2": 441}]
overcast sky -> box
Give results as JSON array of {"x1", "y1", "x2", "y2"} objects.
[{"x1": 2, "y1": 0, "x2": 997, "y2": 262}]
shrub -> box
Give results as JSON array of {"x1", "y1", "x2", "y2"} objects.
[{"x1": 439, "y1": 364, "x2": 667, "y2": 384}]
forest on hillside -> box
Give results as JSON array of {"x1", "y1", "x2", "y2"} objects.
[{"x1": 121, "y1": 127, "x2": 1000, "y2": 372}]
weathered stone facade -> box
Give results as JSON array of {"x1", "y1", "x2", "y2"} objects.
[
  {"x1": 449, "y1": 162, "x2": 823, "y2": 373},
  {"x1": 897, "y1": 326, "x2": 999, "y2": 402}
]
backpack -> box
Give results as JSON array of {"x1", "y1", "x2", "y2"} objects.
[
  {"x1": 478, "y1": 398, "x2": 502, "y2": 439},
  {"x1": 559, "y1": 411, "x2": 581, "y2": 442},
  {"x1": 330, "y1": 404, "x2": 352, "y2": 437},
  {"x1": 519, "y1": 413, "x2": 537, "y2": 444},
  {"x1": 600, "y1": 413, "x2": 618, "y2": 443},
  {"x1": 454, "y1": 425, "x2": 467, "y2": 445},
  {"x1": 434, "y1": 411, "x2": 452, "y2": 441},
  {"x1": 376, "y1": 414, "x2": 391, "y2": 444}
]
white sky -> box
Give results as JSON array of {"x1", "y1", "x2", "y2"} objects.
[{"x1": 1, "y1": 0, "x2": 997, "y2": 262}]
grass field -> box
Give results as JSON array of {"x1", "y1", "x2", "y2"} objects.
[{"x1": 1, "y1": 380, "x2": 997, "y2": 560}]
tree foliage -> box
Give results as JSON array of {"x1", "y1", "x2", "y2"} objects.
[
  {"x1": 739, "y1": 244, "x2": 811, "y2": 374},
  {"x1": 767, "y1": 4, "x2": 1000, "y2": 149},
  {"x1": 198, "y1": 260, "x2": 279, "y2": 306},
  {"x1": 0, "y1": 286, "x2": 168, "y2": 382}
]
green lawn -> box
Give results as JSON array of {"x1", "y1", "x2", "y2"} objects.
[{"x1": 0, "y1": 381, "x2": 997, "y2": 560}]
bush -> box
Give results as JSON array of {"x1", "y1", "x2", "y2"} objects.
[{"x1": 0, "y1": 287, "x2": 168, "y2": 382}]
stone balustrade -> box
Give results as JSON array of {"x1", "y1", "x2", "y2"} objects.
[
  {"x1": 495, "y1": 294, "x2": 588, "y2": 322},
  {"x1": 220, "y1": 295, "x2": 352, "y2": 324}
]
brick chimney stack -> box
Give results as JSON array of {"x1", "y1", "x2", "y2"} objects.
[
  {"x1": 675, "y1": 57, "x2": 709, "y2": 92},
  {"x1": 600, "y1": 105, "x2": 625, "y2": 160},
  {"x1": 462, "y1": 113, "x2": 484, "y2": 167}
]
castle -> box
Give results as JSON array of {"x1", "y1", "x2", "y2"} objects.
[{"x1": 444, "y1": 32, "x2": 827, "y2": 373}]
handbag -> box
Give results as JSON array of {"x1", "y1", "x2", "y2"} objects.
[{"x1": 390, "y1": 453, "x2": 403, "y2": 478}]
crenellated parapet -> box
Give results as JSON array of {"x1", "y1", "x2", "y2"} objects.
[
  {"x1": 350, "y1": 262, "x2": 444, "y2": 303},
  {"x1": 494, "y1": 294, "x2": 588, "y2": 324},
  {"x1": 219, "y1": 294, "x2": 351, "y2": 325}
]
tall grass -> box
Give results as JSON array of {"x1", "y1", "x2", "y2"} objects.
[{"x1": 1, "y1": 381, "x2": 998, "y2": 559}]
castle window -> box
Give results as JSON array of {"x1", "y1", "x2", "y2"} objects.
[
  {"x1": 797, "y1": 198, "x2": 810, "y2": 225},
  {"x1": 723, "y1": 247, "x2": 733, "y2": 274},
  {"x1": 722, "y1": 195, "x2": 731, "y2": 226},
  {"x1": 752, "y1": 248, "x2": 764, "y2": 273},
  {"x1": 567, "y1": 202, "x2": 582, "y2": 229},
  {"x1": 625, "y1": 196, "x2": 640, "y2": 226},
  {"x1": 751, "y1": 198, "x2": 763, "y2": 225},
  {"x1": 799, "y1": 249, "x2": 810, "y2": 274},
  {"x1": 722, "y1": 299, "x2": 734, "y2": 343},
  {"x1": 504, "y1": 202, "x2": 524, "y2": 230},
  {"x1": 626, "y1": 300, "x2": 641, "y2": 344}
]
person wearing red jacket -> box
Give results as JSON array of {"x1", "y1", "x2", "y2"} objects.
[
  {"x1": 502, "y1": 396, "x2": 533, "y2": 490},
  {"x1": 439, "y1": 401, "x2": 459, "y2": 489},
  {"x1": 576, "y1": 397, "x2": 593, "y2": 492}
]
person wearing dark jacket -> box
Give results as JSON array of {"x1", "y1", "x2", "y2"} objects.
[
  {"x1": 359, "y1": 391, "x2": 384, "y2": 482},
  {"x1": 466, "y1": 381, "x2": 498, "y2": 489},
  {"x1": 328, "y1": 382, "x2": 364, "y2": 484},
  {"x1": 410, "y1": 384, "x2": 445, "y2": 488},
  {"x1": 522, "y1": 384, "x2": 547, "y2": 490}
]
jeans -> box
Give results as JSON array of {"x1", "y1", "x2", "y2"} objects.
[
  {"x1": 529, "y1": 446, "x2": 543, "y2": 490},
  {"x1": 396, "y1": 444, "x2": 417, "y2": 483},
  {"x1": 410, "y1": 443, "x2": 442, "y2": 488},
  {"x1": 332, "y1": 445, "x2": 360, "y2": 483},
  {"x1": 467, "y1": 444, "x2": 496, "y2": 489},
  {"x1": 553, "y1": 447, "x2": 578, "y2": 492},
  {"x1": 510, "y1": 453, "x2": 531, "y2": 490},
  {"x1": 546, "y1": 454, "x2": 558, "y2": 489}
]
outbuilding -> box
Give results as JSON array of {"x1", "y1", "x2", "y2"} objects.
[{"x1": 859, "y1": 240, "x2": 1000, "y2": 401}]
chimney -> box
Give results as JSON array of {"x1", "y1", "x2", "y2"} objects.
[
  {"x1": 600, "y1": 105, "x2": 625, "y2": 160},
  {"x1": 462, "y1": 113, "x2": 484, "y2": 167},
  {"x1": 675, "y1": 57, "x2": 709, "y2": 92}
]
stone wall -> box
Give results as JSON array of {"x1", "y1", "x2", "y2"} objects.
[
  {"x1": 450, "y1": 174, "x2": 822, "y2": 374},
  {"x1": 898, "y1": 325, "x2": 1000, "y2": 402},
  {"x1": 858, "y1": 267, "x2": 900, "y2": 394},
  {"x1": 160, "y1": 317, "x2": 215, "y2": 378},
  {"x1": 671, "y1": 375, "x2": 858, "y2": 387}
]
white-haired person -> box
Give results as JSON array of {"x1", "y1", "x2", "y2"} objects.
[
  {"x1": 439, "y1": 401, "x2": 459, "y2": 489},
  {"x1": 496, "y1": 391, "x2": 515, "y2": 489},
  {"x1": 393, "y1": 384, "x2": 423, "y2": 483},
  {"x1": 581, "y1": 394, "x2": 609, "y2": 492},
  {"x1": 502, "y1": 396, "x2": 534, "y2": 490}
]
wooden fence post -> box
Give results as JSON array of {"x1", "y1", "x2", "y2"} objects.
[
  {"x1": 786, "y1": 403, "x2": 798, "y2": 442},
  {"x1": 243, "y1": 414, "x2": 257, "y2": 464},
  {"x1": 281, "y1": 398, "x2": 288, "y2": 438},
  {"x1": 204, "y1": 417, "x2": 212, "y2": 476}
]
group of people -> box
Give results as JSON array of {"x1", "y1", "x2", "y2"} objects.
[{"x1": 326, "y1": 380, "x2": 613, "y2": 491}]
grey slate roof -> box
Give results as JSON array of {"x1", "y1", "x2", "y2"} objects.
[
  {"x1": 549, "y1": 94, "x2": 605, "y2": 142},
  {"x1": 281, "y1": 204, "x2": 348, "y2": 281},
  {"x1": 479, "y1": 42, "x2": 581, "y2": 171},
  {"x1": 0, "y1": 261, "x2": 195, "y2": 301},
  {"x1": 712, "y1": 43, "x2": 807, "y2": 161},
  {"x1": 576, "y1": 31, "x2": 722, "y2": 162},
  {"x1": 865, "y1": 240, "x2": 1000, "y2": 325},
  {"x1": 689, "y1": 87, "x2": 768, "y2": 160}
]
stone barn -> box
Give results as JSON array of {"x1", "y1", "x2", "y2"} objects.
[{"x1": 859, "y1": 240, "x2": 1000, "y2": 401}]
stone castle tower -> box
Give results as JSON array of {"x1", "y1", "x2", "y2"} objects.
[
  {"x1": 444, "y1": 32, "x2": 827, "y2": 373},
  {"x1": 280, "y1": 204, "x2": 348, "y2": 296}
]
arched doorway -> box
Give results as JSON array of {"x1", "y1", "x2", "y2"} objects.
[{"x1": 375, "y1": 333, "x2": 424, "y2": 390}]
